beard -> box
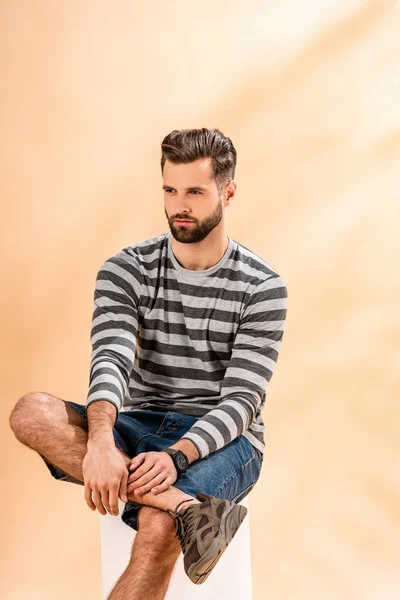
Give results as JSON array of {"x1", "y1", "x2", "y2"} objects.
[{"x1": 166, "y1": 199, "x2": 223, "y2": 244}]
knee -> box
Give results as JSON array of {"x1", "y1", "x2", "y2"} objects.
[
  {"x1": 9, "y1": 391, "x2": 51, "y2": 439},
  {"x1": 137, "y1": 506, "x2": 179, "y2": 552}
]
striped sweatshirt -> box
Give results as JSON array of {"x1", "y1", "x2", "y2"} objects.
[{"x1": 85, "y1": 231, "x2": 288, "y2": 459}]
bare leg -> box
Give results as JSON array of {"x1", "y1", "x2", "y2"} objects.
[
  {"x1": 9, "y1": 392, "x2": 200, "y2": 515},
  {"x1": 9, "y1": 392, "x2": 202, "y2": 599},
  {"x1": 107, "y1": 506, "x2": 182, "y2": 600},
  {"x1": 9, "y1": 391, "x2": 128, "y2": 489}
]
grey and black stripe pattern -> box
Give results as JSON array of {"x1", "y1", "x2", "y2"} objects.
[{"x1": 86, "y1": 232, "x2": 287, "y2": 459}]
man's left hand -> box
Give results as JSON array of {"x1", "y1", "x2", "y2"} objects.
[{"x1": 127, "y1": 451, "x2": 177, "y2": 496}]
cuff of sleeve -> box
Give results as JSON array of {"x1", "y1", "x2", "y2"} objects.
[{"x1": 180, "y1": 433, "x2": 208, "y2": 460}]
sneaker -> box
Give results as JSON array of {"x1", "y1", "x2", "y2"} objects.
[{"x1": 167, "y1": 492, "x2": 248, "y2": 585}]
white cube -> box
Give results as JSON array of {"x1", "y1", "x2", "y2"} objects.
[{"x1": 100, "y1": 496, "x2": 252, "y2": 599}]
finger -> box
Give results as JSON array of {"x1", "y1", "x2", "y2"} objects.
[
  {"x1": 128, "y1": 467, "x2": 159, "y2": 493},
  {"x1": 128, "y1": 461, "x2": 155, "y2": 484},
  {"x1": 130, "y1": 454, "x2": 146, "y2": 470},
  {"x1": 120, "y1": 469, "x2": 128, "y2": 503},
  {"x1": 129, "y1": 459, "x2": 155, "y2": 480},
  {"x1": 92, "y1": 488, "x2": 107, "y2": 516},
  {"x1": 85, "y1": 482, "x2": 96, "y2": 510},
  {"x1": 109, "y1": 482, "x2": 119, "y2": 516},
  {"x1": 151, "y1": 476, "x2": 172, "y2": 495},
  {"x1": 100, "y1": 487, "x2": 112, "y2": 515},
  {"x1": 134, "y1": 472, "x2": 166, "y2": 496}
]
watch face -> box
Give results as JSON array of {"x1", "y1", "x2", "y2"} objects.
[{"x1": 176, "y1": 452, "x2": 188, "y2": 470}]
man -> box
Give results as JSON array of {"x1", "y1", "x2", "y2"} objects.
[{"x1": 9, "y1": 127, "x2": 287, "y2": 598}]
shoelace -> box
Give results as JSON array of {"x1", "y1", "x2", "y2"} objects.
[{"x1": 175, "y1": 505, "x2": 198, "y2": 553}]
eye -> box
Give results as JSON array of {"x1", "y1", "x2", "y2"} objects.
[{"x1": 164, "y1": 189, "x2": 201, "y2": 194}]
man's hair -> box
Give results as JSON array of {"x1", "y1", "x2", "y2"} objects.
[{"x1": 160, "y1": 127, "x2": 237, "y2": 195}]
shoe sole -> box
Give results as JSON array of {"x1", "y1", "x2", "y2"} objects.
[{"x1": 187, "y1": 502, "x2": 248, "y2": 585}]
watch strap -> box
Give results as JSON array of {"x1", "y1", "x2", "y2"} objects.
[{"x1": 161, "y1": 447, "x2": 188, "y2": 472}]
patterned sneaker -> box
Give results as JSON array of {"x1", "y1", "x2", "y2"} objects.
[{"x1": 167, "y1": 492, "x2": 248, "y2": 585}]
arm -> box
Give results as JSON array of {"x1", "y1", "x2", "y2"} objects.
[
  {"x1": 168, "y1": 438, "x2": 201, "y2": 464},
  {"x1": 86, "y1": 400, "x2": 117, "y2": 448},
  {"x1": 85, "y1": 253, "x2": 142, "y2": 439},
  {"x1": 175, "y1": 274, "x2": 288, "y2": 460}
]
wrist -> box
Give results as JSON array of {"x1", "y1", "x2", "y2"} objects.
[
  {"x1": 86, "y1": 401, "x2": 117, "y2": 446},
  {"x1": 87, "y1": 435, "x2": 114, "y2": 449},
  {"x1": 168, "y1": 439, "x2": 200, "y2": 464}
]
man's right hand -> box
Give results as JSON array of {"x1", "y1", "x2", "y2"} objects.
[{"x1": 82, "y1": 443, "x2": 129, "y2": 516}]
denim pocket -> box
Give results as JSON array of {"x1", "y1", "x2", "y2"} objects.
[
  {"x1": 153, "y1": 411, "x2": 171, "y2": 435},
  {"x1": 156, "y1": 412, "x2": 188, "y2": 435}
]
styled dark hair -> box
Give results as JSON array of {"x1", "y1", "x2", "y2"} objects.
[{"x1": 160, "y1": 127, "x2": 237, "y2": 195}]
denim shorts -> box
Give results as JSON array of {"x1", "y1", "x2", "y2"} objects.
[{"x1": 39, "y1": 401, "x2": 264, "y2": 532}]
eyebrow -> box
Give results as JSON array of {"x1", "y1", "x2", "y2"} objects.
[{"x1": 162, "y1": 185, "x2": 208, "y2": 192}]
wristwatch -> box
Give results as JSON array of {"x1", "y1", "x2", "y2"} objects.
[{"x1": 161, "y1": 447, "x2": 189, "y2": 474}]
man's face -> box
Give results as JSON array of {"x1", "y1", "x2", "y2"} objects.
[{"x1": 163, "y1": 157, "x2": 225, "y2": 244}]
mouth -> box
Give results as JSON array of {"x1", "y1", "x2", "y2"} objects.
[{"x1": 175, "y1": 219, "x2": 194, "y2": 224}]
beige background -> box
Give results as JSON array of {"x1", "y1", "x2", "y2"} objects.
[{"x1": 1, "y1": 1, "x2": 399, "y2": 599}]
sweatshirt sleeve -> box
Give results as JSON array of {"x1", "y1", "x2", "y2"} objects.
[
  {"x1": 180, "y1": 274, "x2": 288, "y2": 459},
  {"x1": 85, "y1": 254, "x2": 142, "y2": 420}
]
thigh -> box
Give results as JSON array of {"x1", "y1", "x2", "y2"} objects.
[
  {"x1": 38, "y1": 401, "x2": 171, "y2": 486},
  {"x1": 119, "y1": 413, "x2": 263, "y2": 532},
  {"x1": 174, "y1": 434, "x2": 263, "y2": 503},
  {"x1": 121, "y1": 437, "x2": 262, "y2": 532}
]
